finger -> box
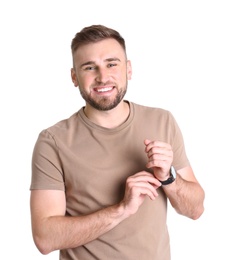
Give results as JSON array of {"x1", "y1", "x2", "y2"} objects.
[
  {"x1": 128, "y1": 172, "x2": 161, "y2": 186},
  {"x1": 129, "y1": 179, "x2": 161, "y2": 190},
  {"x1": 144, "y1": 139, "x2": 151, "y2": 146},
  {"x1": 145, "y1": 140, "x2": 171, "y2": 153},
  {"x1": 129, "y1": 185, "x2": 159, "y2": 200},
  {"x1": 147, "y1": 150, "x2": 172, "y2": 161},
  {"x1": 126, "y1": 176, "x2": 161, "y2": 196}
]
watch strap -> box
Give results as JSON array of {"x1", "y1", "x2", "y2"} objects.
[{"x1": 159, "y1": 166, "x2": 176, "y2": 185}]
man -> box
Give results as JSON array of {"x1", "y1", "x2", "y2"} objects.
[{"x1": 30, "y1": 24, "x2": 205, "y2": 260}]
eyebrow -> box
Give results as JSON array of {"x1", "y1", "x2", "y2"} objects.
[{"x1": 80, "y1": 57, "x2": 121, "y2": 69}]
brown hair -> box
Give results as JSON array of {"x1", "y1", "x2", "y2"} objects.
[{"x1": 71, "y1": 25, "x2": 126, "y2": 55}]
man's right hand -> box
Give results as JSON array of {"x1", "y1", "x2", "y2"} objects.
[{"x1": 120, "y1": 171, "x2": 162, "y2": 216}]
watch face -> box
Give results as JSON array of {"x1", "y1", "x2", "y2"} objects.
[{"x1": 170, "y1": 166, "x2": 177, "y2": 178}]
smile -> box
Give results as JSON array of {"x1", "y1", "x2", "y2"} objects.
[{"x1": 95, "y1": 87, "x2": 113, "y2": 93}]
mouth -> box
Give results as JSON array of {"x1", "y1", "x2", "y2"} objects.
[{"x1": 93, "y1": 86, "x2": 114, "y2": 93}]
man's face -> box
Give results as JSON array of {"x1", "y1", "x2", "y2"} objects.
[{"x1": 71, "y1": 38, "x2": 132, "y2": 111}]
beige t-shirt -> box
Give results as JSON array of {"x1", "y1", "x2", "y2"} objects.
[{"x1": 31, "y1": 101, "x2": 190, "y2": 260}]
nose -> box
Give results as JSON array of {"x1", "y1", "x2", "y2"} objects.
[{"x1": 96, "y1": 67, "x2": 110, "y2": 84}]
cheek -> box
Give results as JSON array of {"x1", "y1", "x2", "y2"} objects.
[
  {"x1": 115, "y1": 69, "x2": 126, "y2": 80},
  {"x1": 77, "y1": 75, "x2": 93, "y2": 89}
]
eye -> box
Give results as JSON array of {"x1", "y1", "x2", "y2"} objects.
[
  {"x1": 107, "y1": 63, "x2": 117, "y2": 68},
  {"x1": 84, "y1": 66, "x2": 96, "y2": 71}
]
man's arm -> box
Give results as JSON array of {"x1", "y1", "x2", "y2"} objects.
[
  {"x1": 162, "y1": 166, "x2": 205, "y2": 219},
  {"x1": 144, "y1": 139, "x2": 205, "y2": 220},
  {"x1": 30, "y1": 190, "x2": 127, "y2": 254},
  {"x1": 30, "y1": 171, "x2": 161, "y2": 255}
]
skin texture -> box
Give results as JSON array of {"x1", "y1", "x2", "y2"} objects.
[{"x1": 30, "y1": 38, "x2": 205, "y2": 255}]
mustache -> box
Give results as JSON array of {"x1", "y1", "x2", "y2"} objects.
[{"x1": 92, "y1": 81, "x2": 115, "y2": 87}]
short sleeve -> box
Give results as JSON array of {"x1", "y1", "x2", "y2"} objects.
[
  {"x1": 30, "y1": 130, "x2": 65, "y2": 191},
  {"x1": 168, "y1": 111, "x2": 190, "y2": 170}
]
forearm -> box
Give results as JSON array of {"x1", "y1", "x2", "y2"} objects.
[
  {"x1": 33, "y1": 203, "x2": 127, "y2": 255},
  {"x1": 163, "y1": 174, "x2": 205, "y2": 220}
]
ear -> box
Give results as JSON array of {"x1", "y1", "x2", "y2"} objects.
[
  {"x1": 71, "y1": 68, "x2": 79, "y2": 87},
  {"x1": 127, "y1": 60, "x2": 132, "y2": 80}
]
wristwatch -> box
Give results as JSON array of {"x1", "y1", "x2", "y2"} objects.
[{"x1": 159, "y1": 166, "x2": 177, "y2": 185}]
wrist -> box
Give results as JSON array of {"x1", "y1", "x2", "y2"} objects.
[
  {"x1": 157, "y1": 172, "x2": 170, "y2": 182},
  {"x1": 113, "y1": 202, "x2": 130, "y2": 222},
  {"x1": 158, "y1": 166, "x2": 177, "y2": 186}
]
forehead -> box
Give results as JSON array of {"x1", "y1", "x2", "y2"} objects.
[{"x1": 73, "y1": 38, "x2": 126, "y2": 65}]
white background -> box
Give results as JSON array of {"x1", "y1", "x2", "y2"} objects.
[{"x1": 1, "y1": 1, "x2": 233, "y2": 259}]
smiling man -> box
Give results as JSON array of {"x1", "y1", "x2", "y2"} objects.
[
  {"x1": 30, "y1": 25, "x2": 205, "y2": 260},
  {"x1": 71, "y1": 37, "x2": 131, "y2": 127}
]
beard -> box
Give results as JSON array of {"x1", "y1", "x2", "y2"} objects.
[{"x1": 79, "y1": 84, "x2": 127, "y2": 111}]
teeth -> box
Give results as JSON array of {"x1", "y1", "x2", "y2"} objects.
[{"x1": 96, "y1": 87, "x2": 112, "y2": 92}]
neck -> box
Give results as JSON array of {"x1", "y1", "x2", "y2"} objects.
[{"x1": 84, "y1": 101, "x2": 130, "y2": 128}]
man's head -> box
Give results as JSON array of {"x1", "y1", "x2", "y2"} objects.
[
  {"x1": 71, "y1": 25, "x2": 126, "y2": 61},
  {"x1": 70, "y1": 25, "x2": 132, "y2": 112}
]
